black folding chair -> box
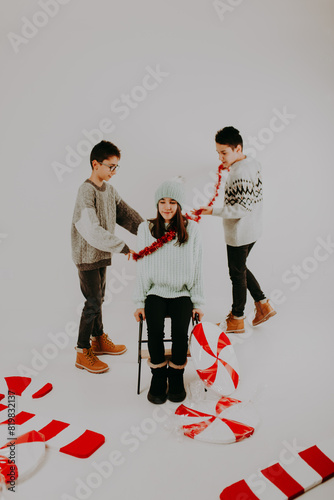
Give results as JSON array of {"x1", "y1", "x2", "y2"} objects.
[{"x1": 137, "y1": 313, "x2": 199, "y2": 394}]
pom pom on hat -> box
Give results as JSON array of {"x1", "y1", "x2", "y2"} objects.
[{"x1": 155, "y1": 177, "x2": 185, "y2": 209}]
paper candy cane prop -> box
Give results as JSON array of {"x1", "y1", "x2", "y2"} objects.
[
  {"x1": 175, "y1": 396, "x2": 259, "y2": 444},
  {"x1": 0, "y1": 431, "x2": 45, "y2": 485},
  {"x1": 0, "y1": 405, "x2": 104, "y2": 460},
  {"x1": 0, "y1": 376, "x2": 105, "y2": 461},
  {"x1": 220, "y1": 437, "x2": 334, "y2": 499},
  {"x1": 190, "y1": 322, "x2": 239, "y2": 395},
  {"x1": 0, "y1": 376, "x2": 52, "y2": 400}
]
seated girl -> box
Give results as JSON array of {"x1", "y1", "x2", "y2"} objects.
[{"x1": 133, "y1": 180, "x2": 204, "y2": 404}]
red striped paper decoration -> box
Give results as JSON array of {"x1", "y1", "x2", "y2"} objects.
[
  {"x1": 2, "y1": 377, "x2": 53, "y2": 400},
  {"x1": 0, "y1": 403, "x2": 105, "y2": 459},
  {"x1": 220, "y1": 438, "x2": 334, "y2": 499},
  {"x1": 0, "y1": 431, "x2": 45, "y2": 483}
]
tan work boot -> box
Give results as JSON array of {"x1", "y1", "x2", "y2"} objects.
[
  {"x1": 91, "y1": 333, "x2": 127, "y2": 355},
  {"x1": 75, "y1": 347, "x2": 109, "y2": 373},
  {"x1": 225, "y1": 312, "x2": 245, "y2": 334},
  {"x1": 252, "y1": 300, "x2": 277, "y2": 326}
]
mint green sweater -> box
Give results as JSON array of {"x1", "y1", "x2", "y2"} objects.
[{"x1": 133, "y1": 220, "x2": 204, "y2": 309}]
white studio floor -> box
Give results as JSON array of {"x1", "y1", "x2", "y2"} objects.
[{"x1": 1, "y1": 287, "x2": 334, "y2": 500}]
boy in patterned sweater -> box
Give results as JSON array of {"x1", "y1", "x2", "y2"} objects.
[
  {"x1": 200, "y1": 127, "x2": 276, "y2": 333},
  {"x1": 71, "y1": 140, "x2": 143, "y2": 373}
]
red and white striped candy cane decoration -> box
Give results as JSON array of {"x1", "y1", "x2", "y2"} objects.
[
  {"x1": 220, "y1": 437, "x2": 334, "y2": 499},
  {"x1": 0, "y1": 380, "x2": 105, "y2": 460}
]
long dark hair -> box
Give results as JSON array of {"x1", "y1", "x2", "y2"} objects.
[{"x1": 149, "y1": 203, "x2": 189, "y2": 245}]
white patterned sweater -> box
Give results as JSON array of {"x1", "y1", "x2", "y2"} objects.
[
  {"x1": 212, "y1": 157, "x2": 263, "y2": 247},
  {"x1": 133, "y1": 220, "x2": 204, "y2": 309}
]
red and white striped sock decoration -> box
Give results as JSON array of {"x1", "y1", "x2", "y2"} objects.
[{"x1": 220, "y1": 437, "x2": 334, "y2": 499}]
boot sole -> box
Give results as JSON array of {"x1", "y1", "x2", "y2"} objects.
[
  {"x1": 92, "y1": 348, "x2": 127, "y2": 355},
  {"x1": 75, "y1": 363, "x2": 109, "y2": 373},
  {"x1": 216, "y1": 322, "x2": 245, "y2": 333},
  {"x1": 252, "y1": 310, "x2": 277, "y2": 327},
  {"x1": 147, "y1": 392, "x2": 167, "y2": 404},
  {"x1": 167, "y1": 391, "x2": 186, "y2": 403}
]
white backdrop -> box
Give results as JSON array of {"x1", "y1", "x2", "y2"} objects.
[
  {"x1": 1, "y1": 0, "x2": 334, "y2": 330},
  {"x1": 1, "y1": 1, "x2": 334, "y2": 498}
]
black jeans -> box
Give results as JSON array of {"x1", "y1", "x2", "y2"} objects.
[
  {"x1": 144, "y1": 295, "x2": 193, "y2": 366},
  {"x1": 227, "y1": 242, "x2": 265, "y2": 317},
  {"x1": 77, "y1": 267, "x2": 106, "y2": 348}
]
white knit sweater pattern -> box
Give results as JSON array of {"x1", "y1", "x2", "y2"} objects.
[{"x1": 212, "y1": 157, "x2": 263, "y2": 247}]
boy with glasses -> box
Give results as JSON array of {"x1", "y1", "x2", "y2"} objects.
[{"x1": 71, "y1": 140, "x2": 143, "y2": 373}]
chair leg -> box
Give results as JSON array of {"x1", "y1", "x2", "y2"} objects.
[
  {"x1": 137, "y1": 317, "x2": 143, "y2": 394},
  {"x1": 137, "y1": 357, "x2": 142, "y2": 395}
]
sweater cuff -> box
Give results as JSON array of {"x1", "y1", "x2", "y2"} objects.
[
  {"x1": 121, "y1": 243, "x2": 130, "y2": 254},
  {"x1": 192, "y1": 301, "x2": 204, "y2": 309},
  {"x1": 135, "y1": 302, "x2": 145, "y2": 309},
  {"x1": 212, "y1": 206, "x2": 223, "y2": 217}
]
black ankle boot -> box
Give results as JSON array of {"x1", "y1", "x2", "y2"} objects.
[
  {"x1": 147, "y1": 365, "x2": 168, "y2": 404},
  {"x1": 167, "y1": 366, "x2": 186, "y2": 402}
]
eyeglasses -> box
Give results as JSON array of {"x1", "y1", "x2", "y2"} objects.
[{"x1": 99, "y1": 162, "x2": 120, "y2": 172}]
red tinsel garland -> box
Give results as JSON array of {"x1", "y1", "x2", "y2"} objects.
[
  {"x1": 132, "y1": 164, "x2": 229, "y2": 261},
  {"x1": 185, "y1": 163, "x2": 227, "y2": 223},
  {"x1": 132, "y1": 230, "x2": 177, "y2": 261}
]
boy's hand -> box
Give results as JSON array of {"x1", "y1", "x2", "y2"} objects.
[
  {"x1": 192, "y1": 308, "x2": 204, "y2": 321},
  {"x1": 192, "y1": 206, "x2": 213, "y2": 215},
  {"x1": 126, "y1": 249, "x2": 135, "y2": 260},
  {"x1": 190, "y1": 208, "x2": 204, "y2": 217},
  {"x1": 200, "y1": 206, "x2": 213, "y2": 215},
  {"x1": 134, "y1": 308, "x2": 145, "y2": 321}
]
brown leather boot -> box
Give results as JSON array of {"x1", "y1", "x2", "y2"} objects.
[
  {"x1": 91, "y1": 333, "x2": 127, "y2": 355},
  {"x1": 225, "y1": 312, "x2": 245, "y2": 334},
  {"x1": 75, "y1": 347, "x2": 109, "y2": 373},
  {"x1": 252, "y1": 300, "x2": 277, "y2": 326}
]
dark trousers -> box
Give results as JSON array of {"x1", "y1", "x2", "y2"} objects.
[
  {"x1": 77, "y1": 267, "x2": 106, "y2": 349},
  {"x1": 144, "y1": 295, "x2": 193, "y2": 366},
  {"x1": 227, "y1": 242, "x2": 265, "y2": 317}
]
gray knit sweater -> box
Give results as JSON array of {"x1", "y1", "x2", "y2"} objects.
[{"x1": 71, "y1": 179, "x2": 143, "y2": 270}]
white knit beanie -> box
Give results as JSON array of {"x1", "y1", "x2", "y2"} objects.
[{"x1": 155, "y1": 179, "x2": 185, "y2": 209}]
